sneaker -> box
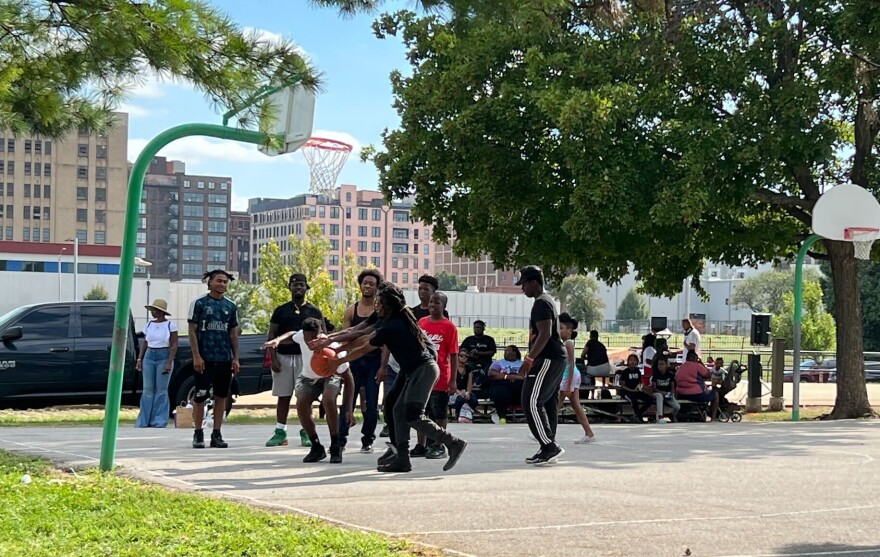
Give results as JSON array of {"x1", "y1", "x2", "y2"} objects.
[
  {"x1": 377, "y1": 447, "x2": 396, "y2": 466},
  {"x1": 329, "y1": 446, "x2": 343, "y2": 464},
  {"x1": 426, "y1": 445, "x2": 447, "y2": 459},
  {"x1": 575, "y1": 435, "x2": 595, "y2": 444},
  {"x1": 377, "y1": 456, "x2": 412, "y2": 473},
  {"x1": 410, "y1": 444, "x2": 428, "y2": 458},
  {"x1": 530, "y1": 444, "x2": 565, "y2": 466},
  {"x1": 360, "y1": 442, "x2": 374, "y2": 454},
  {"x1": 266, "y1": 428, "x2": 288, "y2": 447},
  {"x1": 299, "y1": 429, "x2": 312, "y2": 447},
  {"x1": 443, "y1": 438, "x2": 467, "y2": 472},
  {"x1": 657, "y1": 418, "x2": 670, "y2": 424},
  {"x1": 210, "y1": 431, "x2": 228, "y2": 449},
  {"x1": 303, "y1": 444, "x2": 327, "y2": 463},
  {"x1": 525, "y1": 451, "x2": 542, "y2": 464},
  {"x1": 379, "y1": 425, "x2": 390, "y2": 438},
  {"x1": 490, "y1": 412, "x2": 500, "y2": 424},
  {"x1": 192, "y1": 430, "x2": 205, "y2": 449}
]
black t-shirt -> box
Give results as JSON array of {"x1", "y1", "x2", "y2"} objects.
[
  {"x1": 652, "y1": 370, "x2": 675, "y2": 393},
  {"x1": 460, "y1": 334, "x2": 497, "y2": 370},
  {"x1": 455, "y1": 367, "x2": 470, "y2": 391},
  {"x1": 529, "y1": 293, "x2": 566, "y2": 361},
  {"x1": 410, "y1": 305, "x2": 448, "y2": 321},
  {"x1": 584, "y1": 340, "x2": 609, "y2": 366},
  {"x1": 370, "y1": 314, "x2": 434, "y2": 372},
  {"x1": 270, "y1": 301, "x2": 323, "y2": 355},
  {"x1": 617, "y1": 367, "x2": 642, "y2": 390},
  {"x1": 350, "y1": 302, "x2": 380, "y2": 358}
]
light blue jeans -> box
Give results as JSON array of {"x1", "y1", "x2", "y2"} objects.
[{"x1": 136, "y1": 347, "x2": 172, "y2": 428}]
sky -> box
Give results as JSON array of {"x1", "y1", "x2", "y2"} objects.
[{"x1": 124, "y1": 1, "x2": 416, "y2": 211}]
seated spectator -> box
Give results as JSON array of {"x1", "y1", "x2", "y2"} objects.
[
  {"x1": 582, "y1": 330, "x2": 612, "y2": 378},
  {"x1": 487, "y1": 345, "x2": 525, "y2": 424},
  {"x1": 616, "y1": 354, "x2": 653, "y2": 423},
  {"x1": 451, "y1": 348, "x2": 479, "y2": 421},
  {"x1": 710, "y1": 357, "x2": 727, "y2": 387},
  {"x1": 675, "y1": 351, "x2": 719, "y2": 420},
  {"x1": 648, "y1": 355, "x2": 679, "y2": 423},
  {"x1": 460, "y1": 320, "x2": 497, "y2": 375}
]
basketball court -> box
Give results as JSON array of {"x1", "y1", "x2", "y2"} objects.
[{"x1": 3, "y1": 421, "x2": 880, "y2": 557}]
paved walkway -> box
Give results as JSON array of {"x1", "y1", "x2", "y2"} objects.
[{"x1": 2, "y1": 421, "x2": 880, "y2": 557}]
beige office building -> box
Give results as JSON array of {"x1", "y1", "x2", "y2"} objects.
[{"x1": 0, "y1": 113, "x2": 129, "y2": 245}]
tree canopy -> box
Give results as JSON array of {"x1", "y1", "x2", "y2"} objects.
[
  {"x1": 436, "y1": 270, "x2": 468, "y2": 291},
  {"x1": 773, "y1": 281, "x2": 836, "y2": 352},
  {"x1": 617, "y1": 288, "x2": 648, "y2": 321},
  {"x1": 731, "y1": 269, "x2": 820, "y2": 315},
  {"x1": 552, "y1": 275, "x2": 604, "y2": 330}
]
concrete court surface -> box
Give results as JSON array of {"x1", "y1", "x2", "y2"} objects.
[{"x1": 1, "y1": 421, "x2": 880, "y2": 557}]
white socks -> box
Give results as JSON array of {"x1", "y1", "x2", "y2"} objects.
[{"x1": 277, "y1": 422, "x2": 287, "y2": 431}]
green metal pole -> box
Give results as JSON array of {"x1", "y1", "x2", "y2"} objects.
[
  {"x1": 792, "y1": 233, "x2": 821, "y2": 422},
  {"x1": 100, "y1": 123, "x2": 268, "y2": 471}
]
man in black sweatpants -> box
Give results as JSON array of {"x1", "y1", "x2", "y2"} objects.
[{"x1": 516, "y1": 265, "x2": 568, "y2": 466}]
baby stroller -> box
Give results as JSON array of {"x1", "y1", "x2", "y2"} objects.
[{"x1": 715, "y1": 360, "x2": 743, "y2": 422}]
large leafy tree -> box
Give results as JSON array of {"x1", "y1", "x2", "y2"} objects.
[
  {"x1": 0, "y1": 0, "x2": 379, "y2": 135},
  {"x1": 731, "y1": 269, "x2": 820, "y2": 315},
  {"x1": 774, "y1": 281, "x2": 836, "y2": 352},
  {"x1": 436, "y1": 270, "x2": 468, "y2": 291},
  {"x1": 821, "y1": 260, "x2": 880, "y2": 353},
  {"x1": 368, "y1": 0, "x2": 880, "y2": 418},
  {"x1": 552, "y1": 275, "x2": 604, "y2": 330},
  {"x1": 617, "y1": 288, "x2": 648, "y2": 321}
]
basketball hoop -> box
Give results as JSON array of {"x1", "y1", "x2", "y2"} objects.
[
  {"x1": 301, "y1": 137, "x2": 352, "y2": 198},
  {"x1": 844, "y1": 227, "x2": 879, "y2": 260}
]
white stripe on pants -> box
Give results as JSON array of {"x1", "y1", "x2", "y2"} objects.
[{"x1": 522, "y1": 358, "x2": 566, "y2": 448}]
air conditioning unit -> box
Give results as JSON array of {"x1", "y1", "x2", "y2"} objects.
[{"x1": 708, "y1": 268, "x2": 720, "y2": 279}]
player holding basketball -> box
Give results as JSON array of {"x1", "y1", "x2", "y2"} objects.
[{"x1": 263, "y1": 318, "x2": 355, "y2": 463}]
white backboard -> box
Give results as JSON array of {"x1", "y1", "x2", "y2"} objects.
[
  {"x1": 258, "y1": 84, "x2": 316, "y2": 156},
  {"x1": 812, "y1": 183, "x2": 880, "y2": 241}
]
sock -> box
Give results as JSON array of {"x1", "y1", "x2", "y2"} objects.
[{"x1": 276, "y1": 422, "x2": 287, "y2": 431}]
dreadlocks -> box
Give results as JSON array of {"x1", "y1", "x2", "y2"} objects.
[{"x1": 377, "y1": 282, "x2": 426, "y2": 350}]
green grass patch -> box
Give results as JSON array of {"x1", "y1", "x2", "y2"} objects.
[
  {"x1": 743, "y1": 407, "x2": 831, "y2": 422},
  {"x1": 0, "y1": 450, "x2": 432, "y2": 557}
]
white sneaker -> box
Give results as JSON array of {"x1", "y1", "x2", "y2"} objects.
[
  {"x1": 575, "y1": 435, "x2": 595, "y2": 444},
  {"x1": 656, "y1": 418, "x2": 670, "y2": 424},
  {"x1": 490, "y1": 412, "x2": 500, "y2": 425}
]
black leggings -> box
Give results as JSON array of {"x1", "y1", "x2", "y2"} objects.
[
  {"x1": 385, "y1": 360, "x2": 454, "y2": 450},
  {"x1": 623, "y1": 391, "x2": 654, "y2": 418}
]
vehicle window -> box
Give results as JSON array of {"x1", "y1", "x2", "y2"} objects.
[
  {"x1": 821, "y1": 360, "x2": 836, "y2": 369},
  {"x1": 80, "y1": 305, "x2": 115, "y2": 338},
  {"x1": 16, "y1": 306, "x2": 71, "y2": 340}
]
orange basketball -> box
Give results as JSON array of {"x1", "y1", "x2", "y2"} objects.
[{"x1": 310, "y1": 347, "x2": 339, "y2": 378}]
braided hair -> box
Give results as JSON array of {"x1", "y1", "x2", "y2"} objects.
[{"x1": 378, "y1": 282, "x2": 427, "y2": 350}]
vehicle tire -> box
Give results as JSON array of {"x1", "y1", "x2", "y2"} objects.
[{"x1": 731, "y1": 412, "x2": 742, "y2": 423}]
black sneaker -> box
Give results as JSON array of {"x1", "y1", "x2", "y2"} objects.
[
  {"x1": 443, "y1": 438, "x2": 467, "y2": 472},
  {"x1": 379, "y1": 425, "x2": 390, "y2": 438},
  {"x1": 377, "y1": 447, "x2": 396, "y2": 466},
  {"x1": 303, "y1": 444, "x2": 327, "y2": 463},
  {"x1": 339, "y1": 437, "x2": 348, "y2": 453},
  {"x1": 329, "y1": 446, "x2": 343, "y2": 464},
  {"x1": 209, "y1": 431, "x2": 227, "y2": 448},
  {"x1": 377, "y1": 455, "x2": 412, "y2": 473},
  {"x1": 192, "y1": 430, "x2": 205, "y2": 449},
  {"x1": 360, "y1": 442, "x2": 374, "y2": 454},
  {"x1": 530, "y1": 444, "x2": 565, "y2": 466},
  {"x1": 410, "y1": 444, "x2": 428, "y2": 458},
  {"x1": 426, "y1": 445, "x2": 447, "y2": 459}
]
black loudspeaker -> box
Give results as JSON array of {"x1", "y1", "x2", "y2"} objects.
[
  {"x1": 650, "y1": 316, "x2": 667, "y2": 332},
  {"x1": 751, "y1": 313, "x2": 772, "y2": 346},
  {"x1": 748, "y1": 353, "x2": 763, "y2": 399}
]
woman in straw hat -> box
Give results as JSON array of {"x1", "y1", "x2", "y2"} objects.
[{"x1": 135, "y1": 299, "x2": 179, "y2": 428}]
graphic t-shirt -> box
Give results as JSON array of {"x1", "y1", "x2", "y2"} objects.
[
  {"x1": 270, "y1": 301, "x2": 323, "y2": 355},
  {"x1": 460, "y1": 334, "x2": 497, "y2": 370},
  {"x1": 652, "y1": 370, "x2": 675, "y2": 393},
  {"x1": 529, "y1": 293, "x2": 566, "y2": 361},
  {"x1": 188, "y1": 294, "x2": 238, "y2": 362},
  {"x1": 419, "y1": 316, "x2": 459, "y2": 392},
  {"x1": 370, "y1": 314, "x2": 434, "y2": 372},
  {"x1": 292, "y1": 330, "x2": 350, "y2": 380},
  {"x1": 616, "y1": 367, "x2": 642, "y2": 390},
  {"x1": 489, "y1": 358, "x2": 523, "y2": 375}
]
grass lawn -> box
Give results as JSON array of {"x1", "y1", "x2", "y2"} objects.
[
  {"x1": 0, "y1": 407, "x2": 314, "y2": 427},
  {"x1": 743, "y1": 407, "x2": 832, "y2": 422},
  {"x1": 0, "y1": 450, "x2": 432, "y2": 557}
]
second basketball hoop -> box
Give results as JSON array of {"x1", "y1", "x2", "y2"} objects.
[{"x1": 301, "y1": 137, "x2": 353, "y2": 198}]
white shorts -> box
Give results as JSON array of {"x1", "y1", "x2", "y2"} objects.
[
  {"x1": 560, "y1": 369, "x2": 582, "y2": 392},
  {"x1": 586, "y1": 362, "x2": 612, "y2": 377},
  {"x1": 272, "y1": 354, "x2": 302, "y2": 397}
]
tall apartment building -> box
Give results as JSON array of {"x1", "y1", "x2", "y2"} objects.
[
  {"x1": 434, "y1": 244, "x2": 520, "y2": 293},
  {"x1": 229, "y1": 211, "x2": 251, "y2": 281},
  {"x1": 249, "y1": 184, "x2": 437, "y2": 288},
  {"x1": 0, "y1": 114, "x2": 129, "y2": 245},
  {"x1": 138, "y1": 156, "x2": 232, "y2": 280}
]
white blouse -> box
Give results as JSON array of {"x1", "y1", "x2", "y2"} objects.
[{"x1": 144, "y1": 319, "x2": 179, "y2": 348}]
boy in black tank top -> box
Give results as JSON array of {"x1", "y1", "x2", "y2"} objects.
[{"x1": 338, "y1": 270, "x2": 384, "y2": 453}]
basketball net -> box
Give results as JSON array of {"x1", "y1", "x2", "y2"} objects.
[
  {"x1": 301, "y1": 137, "x2": 353, "y2": 198},
  {"x1": 845, "y1": 227, "x2": 879, "y2": 260}
]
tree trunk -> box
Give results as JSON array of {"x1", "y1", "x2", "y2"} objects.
[{"x1": 826, "y1": 240, "x2": 876, "y2": 419}]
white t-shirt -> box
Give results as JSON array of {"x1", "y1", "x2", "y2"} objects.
[
  {"x1": 293, "y1": 330, "x2": 350, "y2": 380},
  {"x1": 642, "y1": 346, "x2": 656, "y2": 368},
  {"x1": 682, "y1": 328, "x2": 702, "y2": 361},
  {"x1": 144, "y1": 319, "x2": 179, "y2": 348}
]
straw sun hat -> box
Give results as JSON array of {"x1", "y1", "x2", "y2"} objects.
[{"x1": 145, "y1": 299, "x2": 171, "y2": 316}]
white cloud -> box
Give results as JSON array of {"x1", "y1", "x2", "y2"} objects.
[
  {"x1": 118, "y1": 103, "x2": 157, "y2": 118},
  {"x1": 128, "y1": 136, "x2": 292, "y2": 165},
  {"x1": 128, "y1": 72, "x2": 168, "y2": 98}
]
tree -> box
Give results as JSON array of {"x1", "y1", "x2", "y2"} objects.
[
  {"x1": 83, "y1": 284, "x2": 109, "y2": 300},
  {"x1": 731, "y1": 269, "x2": 820, "y2": 315},
  {"x1": 552, "y1": 275, "x2": 604, "y2": 330},
  {"x1": 0, "y1": 0, "x2": 377, "y2": 136},
  {"x1": 821, "y1": 260, "x2": 880, "y2": 353},
  {"x1": 774, "y1": 282, "x2": 836, "y2": 352},
  {"x1": 616, "y1": 288, "x2": 648, "y2": 321},
  {"x1": 436, "y1": 270, "x2": 468, "y2": 291},
  {"x1": 368, "y1": 1, "x2": 879, "y2": 418},
  {"x1": 226, "y1": 281, "x2": 260, "y2": 333}
]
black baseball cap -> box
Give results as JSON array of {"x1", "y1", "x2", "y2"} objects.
[
  {"x1": 515, "y1": 265, "x2": 544, "y2": 285},
  {"x1": 289, "y1": 273, "x2": 309, "y2": 288}
]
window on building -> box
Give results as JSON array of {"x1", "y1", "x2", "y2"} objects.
[
  {"x1": 184, "y1": 193, "x2": 204, "y2": 203},
  {"x1": 77, "y1": 166, "x2": 88, "y2": 179},
  {"x1": 23, "y1": 184, "x2": 30, "y2": 197},
  {"x1": 24, "y1": 162, "x2": 31, "y2": 176},
  {"x1": 0, "y1": 205, "x2": 3, "y2": 218},
  {"x1": 33, "y1": 163, "x2": 40, "y2": 176},
  {"x1": 414, "y1": 258, "x2": 419, "y2": 269},
  {"x1": 139, "y1": 217, "x2": 146, "y2": 229},
  {"x1": 372, "y1": 227, "x2": 381, "y2": 237},
  {"x1": 24, "y1": 140, "x2": 31, "y2": 153},
  {"x1": 208, "y1": 207, "x2": 226, "y2": 218},
  {"x1": 136, "y1": 232, "x2": 147, "y2": 244},
  {"x1": 358, "y1": 256, "x2": 367, "y2": 266},
  {"x1": 414, "y1": 229, "x2": 419, "y2": 240},
  {"x1": 94, "y1": 231, "x2": 106, "y2": 244},
  {"x1": 6, "y1": 161, "x2": 13, "y2": 175},
  {"x1": 96, "y1": 145, "x2": 107, "y2": 158},
  {"x1": 320, "y1": 224, "x2": 325, "y2": 234},
  {"x1": 0, "y1": 162, "x2": 4, "y2": 175},
  {"x1": 371, "y1": 257, "x2": 380, "y2": 267},
  {"x1": 43, "y1": 207, "x2": 49, "y2": 220},
  {"x1": 392, "y1": 243, "x2": 408, "y2": 254},
  {"x1": 95, "y1": 210, "x2": 106, "y2": 223},
  {"x1": 5, "y1": 204, "x2": 12, "y2": 218},
  {"x1": 33, "y1": 184, "x2": 40, "y2": 198},
  {"x1": 183, "y1": 205, "x2": 204, "y2": 217},
  {"x1": 392, "y1": 257, "x2": 398, "y2": 269},
  {"x1": 6, "y1": 139, "x2": 13, "y2": 153},
  {"x1": 220, "y1": 182, "x2": 228, "y2": 190},
  {"x1": 358, "y1": 241, "x2": 367, "y2": 251},
  {"x1": 75, "y1": 229, "x2": 87, "y2": 242},
  {"x1": 22, "y1": 228, "x2": 30, "y2": 241},
  {"x1": 413, "y1": 244, "x2": 419, "y2": 254},
  {"x1": 359, "y1": 208, "x2": 367, "y2": 220},
  {"x1": 392, "y1": 272, "x2": 398, "y2": 283},
  {"x1": 42, "y1": 228, "x2": 49, "y2": 242},
  {"x1": 4, "y1": 226, "x2": 11, "y2": 240},
  {"x1": 43, "y1": 163, "x2": 50, "y2": 177},
  {"x1": 402, "y1": 258, "x2": 409, "y2": 269},
  {"x1": 373, "y1": 209, "x2": 381, "y2": 221},
  {"x1": 358, "y1": 226, "x2": 367, "y2": 237},
  {"x1": 78, "y1": 144, "x2": 88, "y2": 157},
  {"x1": 183, "y1": 249, "x2": 203, "y2": 261},
  {"x1": 330, "y1": 207, "x2": 340, "y2": 218},
  {"x1": 393, "y1": 210, "x2": 409, "y2": 222},
  {"x1": 5, "y1": 182, "x2": 11, "y2": 196},
  {"x1": 329, "y1": 270, "x2": 339, "y2": 281},
  {"x1": 329, "y1": 255, "x2": 340, "y2": 266},
  {"x1": 23, "y1": 206, "x2": 30, "y2": 219},
  {"x1": 208, "y1": 250, "x2": 226, "y2": 262},
  {"x1": 207, "y1": 221, "x2": 226, "y2": 233},
  {"x1": 197, "y1": 181, "x2": 205, "y2": 189},
  {"x1": 208, "y1": 235, "x2": 225, "y2": 247},
  {"x1": 43, "y1": 185, "x2": 50, "y2": 198},
  {"x1": 33, "y1": 207, "x2": 40, "y2": 220},
  {"x1": 330, "y1": 224, "x2": 340, "y2": 236},
  {"x1": 319, "y1": 206, "x2": 326, "y2": 217},
  {"x1": 96, "y1": 166, "x2": 107, "y2": 181},
  {"x1": 208, "y1": 194, "x2": 227, "y2": 204},
  {"x1": 44, "y1": 141, "x2": 51, "y2": 155},
  {"x1": 329, "y1": 239, "x2": 339, "y2": 250},
  {"x1": 183, "y1": 234, "x2": 203, "y2": 246},
  {"x1": 182, "y1": 264, "x2": 204, "y2": 276},
  {"x1": 77, "y1": 187, "x2": 88, "y2": 200},
  {"x1": 33, "y1": 140, "x2": 41, "y2": 154},
  {"x1": 392, "y1": 228, "x2": 408, "y2": 239},
  {"x1": 208, "y1": 181, "x2": 215, "y2": 189},
  {"x1": 76, "y1": 209, "x2": 87, "y2": 222},
  {"x1": 424, "y1": 258, "x2": 430, "y2": 269},
  {"x1": 183, "y1": 180, "x2": 191, "y2": 188},
  {"x1": 371, "y1": 241, "x2": 380, "y2": 253},
  {"x1": 95, "y1": 188, "x2": 106, "y2": 202},
  {"x1": 424, "y1": 244, "x2": 430, "y2": 255}
]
